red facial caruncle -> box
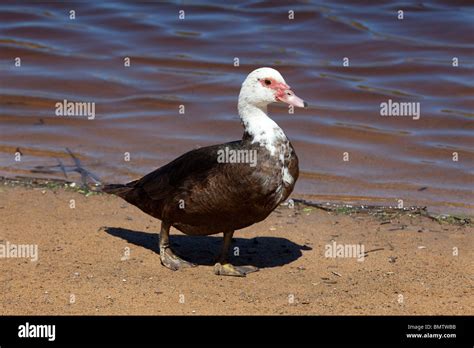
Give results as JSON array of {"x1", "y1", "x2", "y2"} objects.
[
  {"x1": 259, "y1": 77, "x2": 307, "y2": 108},
  {"x1": 259, "y1": 77, "x2": 289, "y2": 100}
]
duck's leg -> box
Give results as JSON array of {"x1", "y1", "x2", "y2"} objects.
[
  {"x1": 214, "y1": 231, "x2": 259, "y2": 277},
  {"x1": 159, "y1": 221, "x2": 196, "y2": 270}
]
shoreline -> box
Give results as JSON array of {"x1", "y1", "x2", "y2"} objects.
[
  {"x1": 2, "y1": 175, "x2": 471, "y2": 224},
  {"x1": 1, "y1": 175, "x2": 472, "y2": 315}
]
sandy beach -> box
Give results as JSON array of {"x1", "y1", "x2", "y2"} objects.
[{"x1": 1, "y1": 178, "x2": 472, "y2": 315}]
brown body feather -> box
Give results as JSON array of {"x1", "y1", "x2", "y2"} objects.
[{"x1": 103, "y1": 137, "x2": 298, "y2": 236}]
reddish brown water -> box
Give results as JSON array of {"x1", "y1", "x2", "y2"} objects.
[{"x1": 1, "y1": 1, "x2": 473, "y2": 214}]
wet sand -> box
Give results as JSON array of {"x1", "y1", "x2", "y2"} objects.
[{"x1": 1, "y1": 180, "x2": 472, "y2": 315}]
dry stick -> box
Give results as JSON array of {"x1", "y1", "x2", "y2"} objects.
[
  {"x1": 65, "y1": 148, "x2": 101, "y2": 186},
  {"x1": 363, "y1": 248, "x2": 385, "y2": 255},
  {"x1": 56, "y1": 158, "x2": 68, "y2": 179},
  {"x1": 68, "y1": 148, "x2": 88, "y2": 186},
  {"x1": 293, "y1": 198, "x2": 428, "y2": 214},
  {"x1": 417, "y1": 209, "x2": 443, "y2": 223},
  {"x1": 292, "y1": 199, "x2": 333, "y2": 211},
  {"x1": 292, "y1": 199, "x2": 473, "y2": 225}
]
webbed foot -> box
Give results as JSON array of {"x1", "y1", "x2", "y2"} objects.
[
  {"x1": 160, "y1": 247, "x2": 196, "y2": 271},
  {"x1": 214, "y1": 263, "x2": 259, "y2": 277}
]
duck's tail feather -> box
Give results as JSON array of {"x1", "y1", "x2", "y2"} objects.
[{"x1": 102, "y1": 183, "x2": 135, "y2": 198}]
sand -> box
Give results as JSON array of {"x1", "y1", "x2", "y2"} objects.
[{"x1": 0, "y1": 180, "x2": 472, "y2": 315}]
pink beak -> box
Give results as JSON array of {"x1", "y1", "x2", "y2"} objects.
[{"x1": 277, "y1": 88, "x2": 307, "y2": 108}]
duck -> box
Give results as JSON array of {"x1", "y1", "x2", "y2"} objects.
[{"x1": 103, "y1": 67, "x2": 307, "y2": 276}]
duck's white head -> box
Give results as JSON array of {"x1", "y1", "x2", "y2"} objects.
[
  {"x1": 237, "y1": 67, "x2": 306, "y2": 155},
  {"x1": 238, "y1": 67, "x2": 307, "y2": 110}
]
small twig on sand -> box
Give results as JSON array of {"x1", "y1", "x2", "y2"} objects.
[{"x1": 364, "y1": 248, "x2": 385, "y2": 256}]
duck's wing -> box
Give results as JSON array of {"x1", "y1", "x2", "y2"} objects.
[
  {"x1": 136, "y1": 141, "x2": 241, "y2": 201},
  {"x1": 123, "y1": 140, "x2": 278, "y2": 221},
  {"x1": 136, "y1": 140, "x2": 261, "y2": 193}
]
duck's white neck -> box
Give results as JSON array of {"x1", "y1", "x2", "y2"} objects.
[{"x1": 238, "y1": 100, "x2": 287, "y2": 155}]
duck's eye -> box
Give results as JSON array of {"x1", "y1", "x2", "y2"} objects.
[{"x1": 264, "y1": 79, "x2": 271, "y2": 85}]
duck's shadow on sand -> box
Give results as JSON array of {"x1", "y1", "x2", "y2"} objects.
[{"x1": 104, "y1": 227, "x2": 311, "y2": 268}]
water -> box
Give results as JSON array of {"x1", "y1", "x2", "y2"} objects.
[{"x1": 1, "y1": 0, "x2": 473, "y2": 214}]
